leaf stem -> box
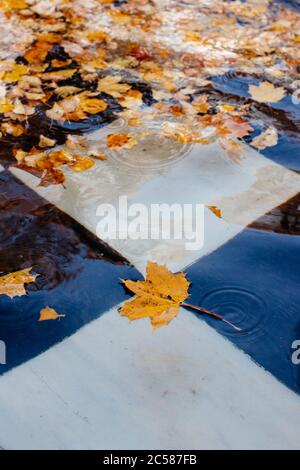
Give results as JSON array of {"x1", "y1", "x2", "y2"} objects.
[{"x1": 181, "y1": 302, "x2": 242, "y2": 332}]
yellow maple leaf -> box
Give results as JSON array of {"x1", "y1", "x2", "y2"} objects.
[
  {"x1": 219, "y1": 137, "x2": 245, "y2": 163},
  {"x1": 0, "y1": 268, "x2": 38, "y2": 298},
  {"x1": 39, "y1": 307, "x2": 65, "y2": 322},
  {"x1": 69, "y1": 156, "x2": 95, "y2": 172},
  {"x1": 119, "y1": 262, "x2": 190, "y2": 329},
  {"x1": 97, "y1": 76, "x2": 131, "y2": 98},
  {"x1": 207, "y1": 205, "x2": 222, "y2": 219},
  {"x1": 249, "y1": 82, "x2": 286, "y2": 103}
]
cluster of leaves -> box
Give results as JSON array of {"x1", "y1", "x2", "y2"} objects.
[{"x1": 0, "y1": 0, "x2": 298, "y2": 185}]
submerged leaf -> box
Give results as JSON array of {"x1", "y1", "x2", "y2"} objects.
[{"x1": 0, "y1": 268, "x2": 38, "y2": 298}]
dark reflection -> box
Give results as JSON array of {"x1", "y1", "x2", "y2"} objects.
[
  {"x1": 186, "y1": 228, "x2": 300, "y2": 394},
  {"x1": 249, "y1": 192, "x2": 300, "y2": 235},
  {"x1": 202, "y1": 71, "x2": 300, "y2": 171},
  {"x1": 0, "y1": 170, "x2": 140, "y2": 374}
]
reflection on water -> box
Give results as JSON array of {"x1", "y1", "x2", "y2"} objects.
[
  {"x1": 0, "y1": 170, "x2": 140, "y2": 373},
  {"x1": 186, "y1": 228, "x2": 300, "y2": 394},
  {"x1": 0, "y1": 0, "x2": 299, "y2": 393}
]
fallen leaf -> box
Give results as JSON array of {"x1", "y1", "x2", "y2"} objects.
[
  {"x1": 24, "y1": 41, "x2": 52, "y2": 64},
  {"x1": 39, "y1": 168, "x2": 65, "y2": 186},
  {"x1": 250, "y1": 127, "x2": 278, "y2": 149},
  {"x1": 79, "y1": 97, "x2": 107, "y2": 114},
  {"x1": 0, "y1": 268, "x2": 38, "y2": 298},
  {"x1": 2, "y1": 64, "x2": 28, "y2": 84},
  {"x1": 107, "y1": 133, "x2": 138, "y2": 149},
  {"x1": 1, "y1": 0, "x2": 28, "y2": 11},
  {"x1": 224, "y1": 117, "x2": 254, "y2": 138},
  {"x1": 120, "y1": 261, "x2": 190, "y2": 329},
  {"x1": 69, "y1": 156, "x2": 95, "y2": 172},
  {"x1": 39, "y1": 69, "x2": 76, "y2": 82},
  {"x1": 88, "y1": 150, "x2": 107, "y2": 160},
  {"x1": 219, "y1": 137, "x2": 245, "y2": 162},
  {"x1": 38, "y1": 135, "x2": 56, "y2": 148},
  {"x1": 0, "y1": 84, "x2": 6, "y2": 99},
  {"x1": 39, "y1": 307, "x2": 65, "y2": 321},
  {"x1": 249, "y1": 81, "x2": 286, "y2": 103},
  {"x1": 192, "y1": 95, "x2": 211, "y2": 113},
  {"x1": 97, "y1": 75, "x2": 131, "y2": 98},
  {"x1": 208, "y1": 205, "x2": 222, "y2": 218},
  {"x1": 0, "y1": 99, "x2": 14, "y2": 113},
  {"x1": 1, "y1": 122, "x2": 24, "y2": 136}
]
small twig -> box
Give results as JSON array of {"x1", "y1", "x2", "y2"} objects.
[{"x1": 181, "y1": 302, "x2": 242, "y2": 332}]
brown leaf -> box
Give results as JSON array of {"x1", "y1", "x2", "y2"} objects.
[
  {"x1": 39, "y1": 307, "x2": 65, "y2": 322},
  {"x1": 0, "y1": 268, "x2": 38, "y2": 298},
  {"x1": 120, "y1": 262, "x2": 190, "y2": 329}
]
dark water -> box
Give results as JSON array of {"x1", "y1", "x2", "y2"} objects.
[
  {"x1": 0, "y1": 170, "x2": 140, "y2": 373},
  {"x1": 186, "y1": 228, "x2": 300, "y2": 394}
]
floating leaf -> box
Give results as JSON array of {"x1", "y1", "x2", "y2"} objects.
[
  {"x1": 208, "y1": 205, "x2": 222, "y2": 218},
  {"x1": 107, "y1": 133, "x2": 138, "y2": 149},
  {"x1": 39, "y1": 307, "x2": 65, "y2": 322},
  {"x1": 224, "y1": 117, "x2": 254, "y2": 138},
  {"x1": 0, "y1": 268, "x2": 38, "y2": 298},
  {"x1": 79, "y1": 98, "x2": 107, "y2": 114},
  {"x1": 38, "y1": 135, "x2": 56, "y2": 148},
  {"x1": 1, "y1": 0, "x2": 27, "y2": 11},
  {"x1": 120, "y1": 261, "x2": 190, "y2": 329},
  {"x1": 250, "y1": 127, "x2": 278, "y2": 150},
  {"x1": 219, "y1": 138, "x2": 245, "y2": 162},
  {"x1": 69, "y1": 156, "x2": 95, "y2": 172},
  {"x1": 249, "y1": 82, "x2": 286, "y2": 103}
]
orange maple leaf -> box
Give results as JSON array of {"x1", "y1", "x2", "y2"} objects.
[
  {"x1": 0, "y1": 268, "x2": 38, "y2": 298},
  {"x1": 120, "y1": 262, "x2": 190, "y2": 329}
]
